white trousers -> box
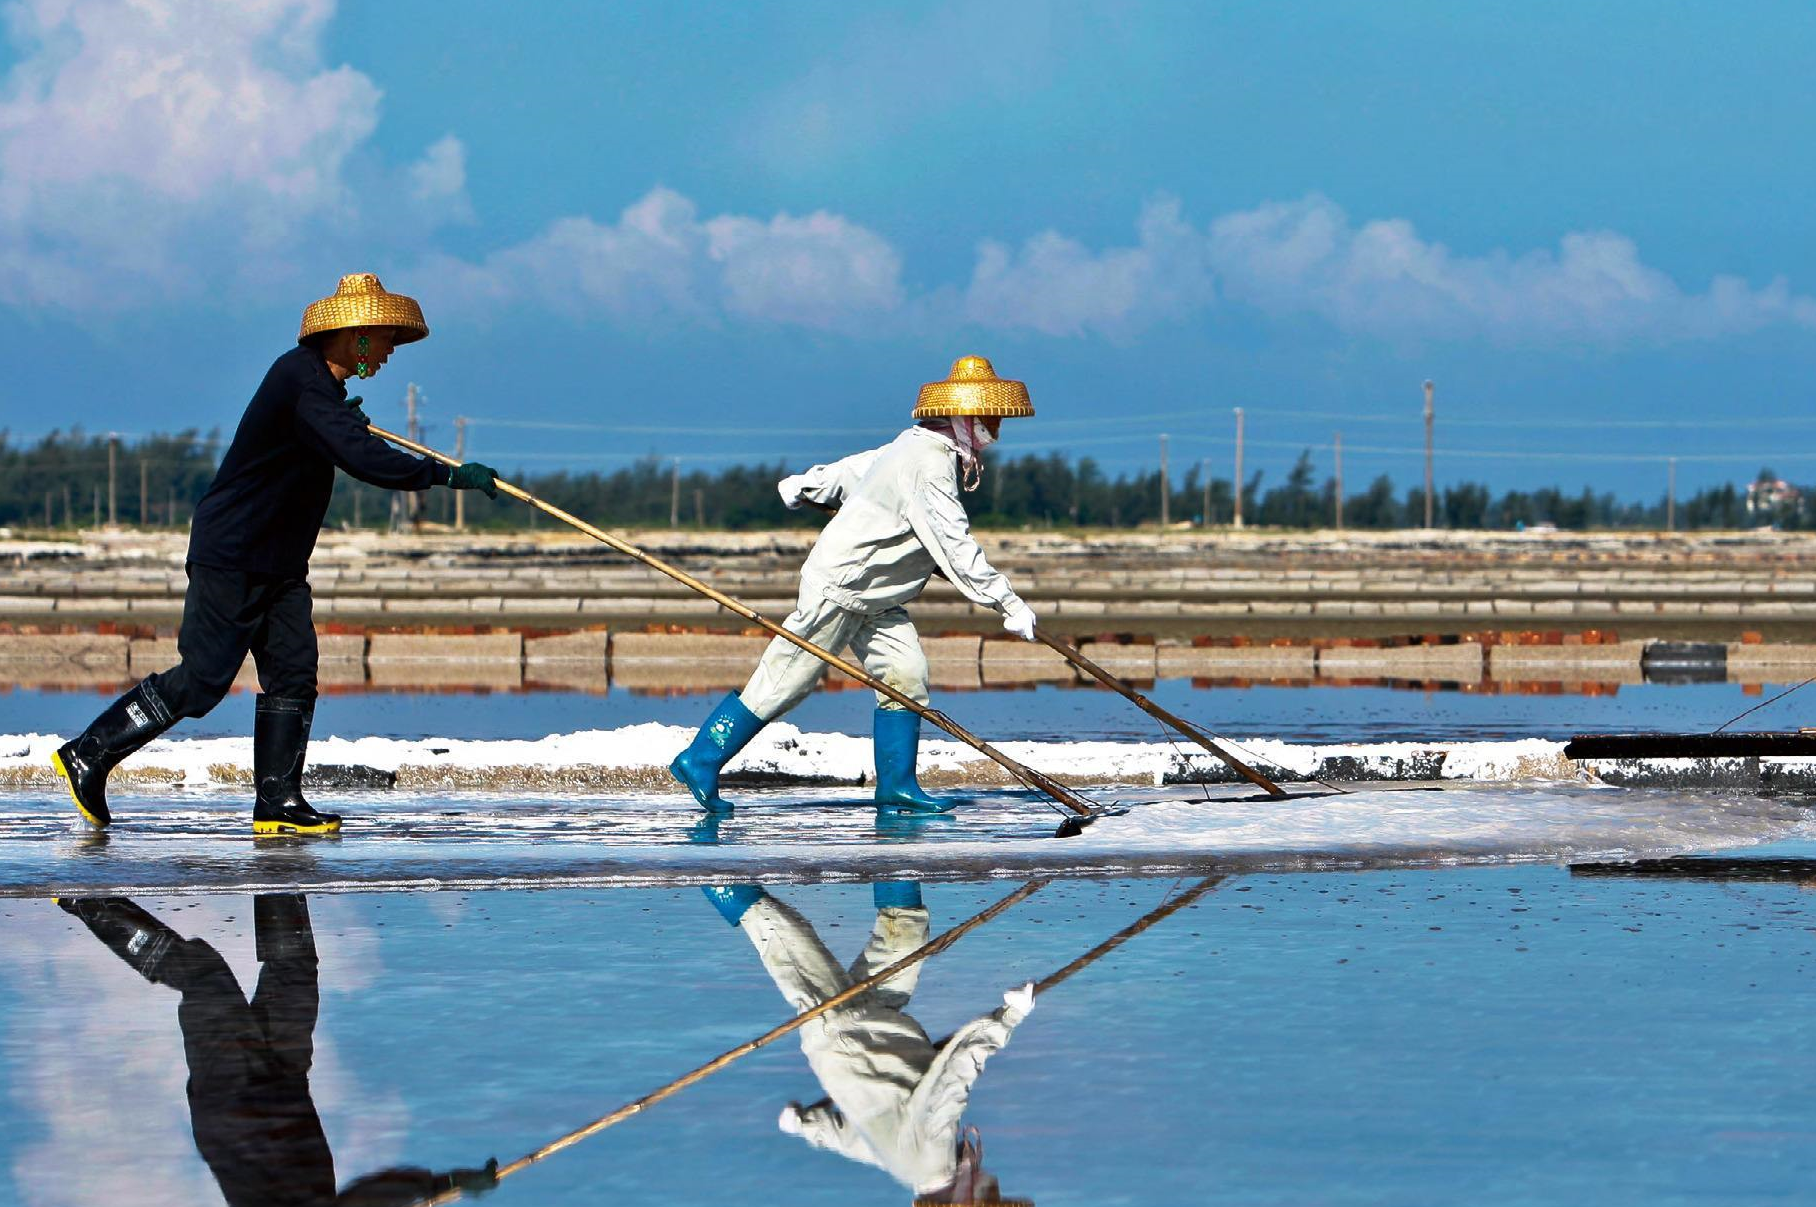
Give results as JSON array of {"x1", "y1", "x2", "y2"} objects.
[{"x1": 739, "y1": 599, "x2": 930, "y2": 722}]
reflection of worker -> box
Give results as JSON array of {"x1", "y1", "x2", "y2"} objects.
[
  {"x1": 703, "y1": 880, "x2": 1034, "y2": 1204},
  {"x1": 55, "y1": 895, "x2": 496, "y2": 1206},
  {"x1": 670, "y1": 356, "x2": 1039, "y2": 816}
]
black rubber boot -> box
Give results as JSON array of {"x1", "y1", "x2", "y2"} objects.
[
  {"x1": 253, "y1": 893, "x2": 317, "y2": 964},
  {"x1": 52, "y1": 679, "x2": 176, "y2": 828},
  {"x1": 251, "y1": 696, "x2": 341, "y2": 835},
  {"x1": 55, "y1": 897, "x2": 183, "y2": 984}
]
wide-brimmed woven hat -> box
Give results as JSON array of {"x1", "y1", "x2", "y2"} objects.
[
  {"x1": 912, "y1": 355, "x2": 1034, "y2": 419},
  {"x1": 298, "y1": 273, "x2": 429, "y2": 345}
]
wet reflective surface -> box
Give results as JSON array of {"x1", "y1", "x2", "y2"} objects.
[{"x1": 6, "y1": 859, "x2": 1816, "y2": 1205}]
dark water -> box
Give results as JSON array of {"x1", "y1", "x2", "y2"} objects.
[
  {"x1": 6, "y1": 856, "x2": 1816, "y2": 1206},
  {"x1": 2, "y1": 678, "x2": 1791, "y2": 744}
]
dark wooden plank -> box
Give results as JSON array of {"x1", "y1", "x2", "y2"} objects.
[{"x1": 1564, "y1": 731, "x2": 1816, "y2": 759}]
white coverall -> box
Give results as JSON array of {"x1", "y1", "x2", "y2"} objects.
[
  {"x1": 739, "y1": 895, "x2": 1031, "y2": 1194},
  {"x1": 741, "y1": 426, "x2": 1027, "y2": 721}
]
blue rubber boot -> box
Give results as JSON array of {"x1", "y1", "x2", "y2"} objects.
[
  {"x1": 702, "y1": 884, "x2": 765, "y2": 926},
  {"x1": 873, "y1": 880, "x2": 923, "y2": 910},
  {"x1": 873, "y1": 707, "x2": 954, "y2": 813},
  {"x1": 670, "y1": 693, "x2": 765, "y2": 813}
]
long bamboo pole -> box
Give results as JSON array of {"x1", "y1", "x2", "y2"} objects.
[
  {"x1": 370, "y1": 426, "x2": 1096, "y2": 821},
  {"x1": 1033, "y1": 628, "x2": 1287, "y2": 797},
  {"x1": 413, "y1": 877, "x2": 1050, "y2": 1206}
]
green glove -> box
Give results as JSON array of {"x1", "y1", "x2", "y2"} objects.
[
  {"x1": 345, "y1": 395, "x2": 370, "y2": 426},
  {"x1": 449, "y1": 461, "x2": 500, "y2": 499}
]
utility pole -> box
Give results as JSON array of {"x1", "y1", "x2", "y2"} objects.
[
  {"x1": 138, "y1": 459, "x2": 147, "y2": 528},
  {"x1": 1334, "y1": 430, "x2": 1344, "y2": 531},
  {"x1": 670, "y1": 457, "x2": 681, "y2": 528},
  {"x1": 694, "y1": 487, "x2": 705, "y2": 529},
  {"x1": 1422, "y1": 380, "x2": 1435, "y2": 529},
  {"x1": 1158, "y1": 433, "x2": 1170, "y2": 527},
  {"x1": 1199, "y1": 458, "x2": 1211, "y2": 527},
  {"x1": 106, "y1": 434, "x2": 117, "y2": 527},
  {"x1": 454, "y1": 415, "x2": 468, "y2": 531},
  {"x1": 1232, "y1": 408, "x2": 1246, "y2": 529},
  {"x1": 1667, "y1": 457, "x2": 1677, "y2": 532},
  {"x1": 407, "y1": 384, "x2": 422, "y2": 529}
]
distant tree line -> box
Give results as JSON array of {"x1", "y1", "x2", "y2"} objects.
[{"x1": 0, "y1": 430, "x2": 1790, "y2": 533}]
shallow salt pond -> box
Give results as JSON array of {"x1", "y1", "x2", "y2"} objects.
[
  {"x1": 6, "y1": 860, "x2": 1816, "y2": 1206},
  {"x1": 7, "y1": 680, "x2": 1816, "y2": 1202}
]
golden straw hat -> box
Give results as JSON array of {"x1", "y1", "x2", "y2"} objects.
[
  {"x1": 912, "y1": 355, "x2": 1034, "y2": 420},
  {"x1": 298, "y1": 273, "x2": 429, "y2": 345}
]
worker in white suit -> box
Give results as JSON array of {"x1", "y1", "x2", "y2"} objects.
[
  {"x1": 703, "y1": 880, "x2": 1034, "y2": 1205},
  {"x1": 670, "y1": 356, "x2": 1039, "y2": 814}
]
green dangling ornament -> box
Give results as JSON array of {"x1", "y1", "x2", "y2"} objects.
[{"x1": 355, "y1": 333, "x2": 371, "y2": 379}]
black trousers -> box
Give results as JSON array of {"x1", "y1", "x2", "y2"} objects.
[
  {"x1": 146, "y1": 563, "x2": 318, "y2": 718},
  {"x1": 173, "y1": 895, "x2": 334, "y2": 1207}
]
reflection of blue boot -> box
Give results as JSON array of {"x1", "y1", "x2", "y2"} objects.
[
  {"x1": 873, "y1": 707, "x2": 954, "y2": 813},
  {"x1": 873, "y1": 880, "x2": 923, "y2": 910},
  {"x1": 702, "y1": 884, "x2": 765, "y2": 926},
  {"x1": 670, "y1": 693, "x2": 765, "y2": 813}
]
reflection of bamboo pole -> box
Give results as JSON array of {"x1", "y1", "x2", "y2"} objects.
[
  {"x1": 1033, "y1": 628, "x2": 1286, "y2": 797},
  {"x1": 370, "y1": 425, "x2": 1098, "y2": 824},
  {"x1": 412, "y1": 879, "x2": 1050, "y2": 1207}
]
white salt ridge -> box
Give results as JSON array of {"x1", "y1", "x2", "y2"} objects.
[{"x1": 0, "y1": 725, "x2": 1583, "y2": 789}]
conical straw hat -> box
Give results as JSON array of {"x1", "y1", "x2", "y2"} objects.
[
  {"x1": 299, "y1": 273, "x2": 429, "y2": 344},
  {"x1": 912, "y1": 355, "x2": 1034, "y2": 419}
]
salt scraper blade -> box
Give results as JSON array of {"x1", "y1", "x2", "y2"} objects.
[{"x1": 1054, "y1": 801, "x2": 1129, "y2": 839}]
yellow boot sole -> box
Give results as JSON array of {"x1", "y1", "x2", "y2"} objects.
[
  {"x1": 252, "y1": 817, "x2": 342, "y2": 836},
  {"x1": 50, "y1": 749, "x2": 109, "y2": 829}
]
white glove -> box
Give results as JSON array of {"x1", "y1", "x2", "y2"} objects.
[
  {"x1": 1001, "y1": 601, "x2": 1037, "y2": 642},
  {"x1": 777, "y1": 474, "x2": 811, "y2": 510},
  {"x1": 778, "y1": 1104, "x2": 805, "y2": 1135},
  {"x1": 1003, "y1": 982, "x2": 1035, "y2": 1016}
]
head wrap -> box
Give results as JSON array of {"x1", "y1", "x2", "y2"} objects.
[{"x1": 919, "y1": 417, "x2": 997, "y2": 492}]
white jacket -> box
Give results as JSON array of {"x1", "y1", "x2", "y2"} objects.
[
  {"x1": 792, "y1": 427, "x2": 1024, "y2": 616},
  {"x1": 745, "y1": 899, "x2": 1032, "y2": 1194}
]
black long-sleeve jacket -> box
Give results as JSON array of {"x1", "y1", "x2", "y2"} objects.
[{"x1": 189, "y1": 345, "x2": 449, "y2": 576}]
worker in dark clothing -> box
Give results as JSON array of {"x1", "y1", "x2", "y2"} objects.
[
  {"x1": 54, "y1": 894, "x2": 499, "y2": 1205},
  {"x1": 51, "y1": 273, "x2": 501, "y2": 834}
]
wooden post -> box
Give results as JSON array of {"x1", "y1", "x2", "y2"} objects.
[
  {"x1": 1158, "y1": 432, "x2": 1170, "y2": 527},
  {"x1": 1333, "y1": 430, "x2": 1344, "y2": 531},
  {"x1": 454, "y1": 415, "x2": 468, "y2": 531},
  {"x1": 1667, "y1": 457, "x2": 1676, "y2": 532},
  {"x1": 1422, "y1": 380, "x2": 1435, "y2": 528},
  {"x1": 1232, "y1": 408, "x2": 1245, "y2": 529}
]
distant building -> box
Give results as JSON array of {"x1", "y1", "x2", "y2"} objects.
[{"x1": 1746, "y1": 477, "x2": 1803, "y2": 515}]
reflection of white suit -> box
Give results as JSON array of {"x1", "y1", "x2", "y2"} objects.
[
  {"x1": 740, "y1": 427, "x2": 1025, "y2": 721},
  {"x1": 740, "y1": 897, "x2": 1031, "y2": 1194}
]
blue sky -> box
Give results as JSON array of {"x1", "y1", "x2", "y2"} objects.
[{"x1": 1, "y1": 0, "x2": 1815, "y2": 498}]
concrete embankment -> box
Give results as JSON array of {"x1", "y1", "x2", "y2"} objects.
[{"x1": 5, "y1": 528, "x2": 1816, "y2": 690}]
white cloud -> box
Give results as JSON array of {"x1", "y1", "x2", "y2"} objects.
[
  {"x1": 963, "y1": 196, "x2": 1215, "y2": 338},
  {"x1": 421, "y1": 187, "x2": 903, "y2": 331},
  {"x1": 0, "y1": 0, "x2": 461, "y2": 307},
  {"x1": 956, "y1": 193, "x2": 1816, "y2": 346}
]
